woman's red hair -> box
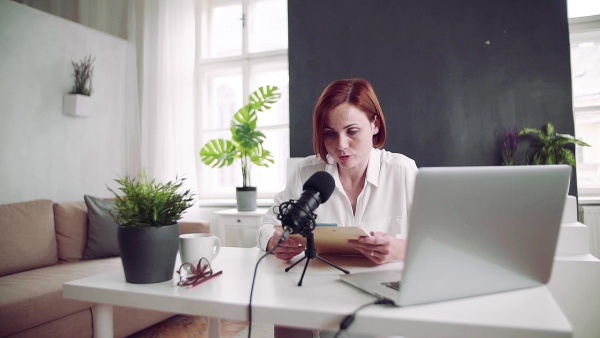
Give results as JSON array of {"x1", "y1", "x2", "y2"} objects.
[{"x1": 312, "y1": 78, "x2": 387, "y2": 163}]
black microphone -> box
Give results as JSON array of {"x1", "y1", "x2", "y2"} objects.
[{"x1": 276, "y1": 171, "x2": 335, "y2": 239}]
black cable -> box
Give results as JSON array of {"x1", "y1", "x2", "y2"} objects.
[
  {"x1": 333, "y1": 298, "x2": 396, "y2": 338},
  {"x1": 247, "y1": 235, "x2": 286, "y2": 338}
]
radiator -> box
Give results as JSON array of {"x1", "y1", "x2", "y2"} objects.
[{"x1": 581, "y1": 205, "x2": 600, "y2": 259}]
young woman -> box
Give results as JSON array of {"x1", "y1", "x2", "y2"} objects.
[
  {"x1": 256, "y1": 78, "x2": 418, "y2": 338},
  {"x1": 258, "y1": 78, "x2": 418, "y2": 265}
]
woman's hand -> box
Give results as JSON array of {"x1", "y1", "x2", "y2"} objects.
[
  {"x1": 267, "y1": 231, "x2": 305, "y2": 261},
  {"x1": 348, "y1": 231, "x2": 406, "y2": 264}
]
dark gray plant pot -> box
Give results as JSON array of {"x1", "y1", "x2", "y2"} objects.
[
  {"x1": 118, "y1": 223, "x2": 180, "y2": 284},
  {"x1": 236, "y1": 187, "x2": 257, "y2": 211}
]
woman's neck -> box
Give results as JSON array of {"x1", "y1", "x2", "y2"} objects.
[{"x1": 337, "y1": 160, "x2": 369, "y2": 214}]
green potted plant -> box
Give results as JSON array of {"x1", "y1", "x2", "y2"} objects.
[
  {"x1": 200, "y1": 85, "x2": 281, "y2": 211},
  {"x1": 519, "y1": 122, "x2": 590, "y2": 166},
  {"x1": 63, "y1": 55, "x2": 95, "y2": 117},
  {"x1": 108, "y1": 171, "x2": 195, "y2": 284}
]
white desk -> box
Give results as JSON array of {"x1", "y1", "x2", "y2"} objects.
[
  {"x1": 64, "y1": 247, "x2": 572, "y2": 338},
  {"x1": 214, "y1": 208, "x2": 268, "y2": 247}
]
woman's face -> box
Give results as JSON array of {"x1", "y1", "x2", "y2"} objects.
[{"x1": 323, "y1": 103, "x2": 379, "y2": 171}]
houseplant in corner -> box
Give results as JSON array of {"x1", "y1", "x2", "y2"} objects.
[
  {"x1": 200, "y1": 85, "x2": 281, "y2": 211},
  {"x1": 496, "y1": 124, "x2": 519, "y2": 165},
  {"x1": 63, "y1": 55, "x2": 95, "y2": 117},
  {"x1": 518, "y1": 122, "x2": 590, "y2": 166},
  {"x1": 108, "y1": 171, "x2": 195, "y2": 284}
]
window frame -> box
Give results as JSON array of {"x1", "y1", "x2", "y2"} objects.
[
  {"x1": 195, "y1": 0, "x2": 289, "y2": 200},
  {"x1": 569, "y1": 14, "x2": 600, "y2": 198}
]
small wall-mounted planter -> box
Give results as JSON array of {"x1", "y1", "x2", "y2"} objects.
[{"x1": 63, "y1": 94, "x2": 91, "y2": 117}]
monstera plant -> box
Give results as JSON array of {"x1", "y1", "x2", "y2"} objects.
[
  {"x1": 519, "y1": 122, "x2": 590, "y2": 166},
  {"x1": 200, "y1": 85, "x2": 281, "y2": 211}
]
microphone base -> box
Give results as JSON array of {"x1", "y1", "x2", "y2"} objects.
[{"x1": 284, "y1": 232, "x2": 350, "y2": 286}]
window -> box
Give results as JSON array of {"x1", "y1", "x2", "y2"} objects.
[
  {"x1": 568, "y1": 1, "x2": 600, "y2": 197},
  {"x1": 196, "y1": 0, "x2": 289, "y2": 199}
]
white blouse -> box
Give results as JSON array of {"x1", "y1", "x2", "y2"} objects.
[{"x1": 257, "y1": 148, "x2": 418, "y2": 250}]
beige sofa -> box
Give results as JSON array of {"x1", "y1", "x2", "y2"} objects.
[{"x1": 0, "y1": 199, "x2": 210, "y2": 338}]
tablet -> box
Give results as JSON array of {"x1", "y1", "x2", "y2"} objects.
[{"x1": 274, "y1": 225, "x2": 369, "y2": 256}]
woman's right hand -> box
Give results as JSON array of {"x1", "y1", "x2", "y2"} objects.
[{"x1": 267, "y1": 231, "x2": 305, "y2": 260}]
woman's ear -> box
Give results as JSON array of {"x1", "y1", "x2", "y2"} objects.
[{"x1": 372, "y1": 116, "x2": 380, "y2": 135}]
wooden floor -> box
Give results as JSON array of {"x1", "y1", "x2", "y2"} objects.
[{"x1": 128, "y1": 315, "x2": 254, "y2": 338}]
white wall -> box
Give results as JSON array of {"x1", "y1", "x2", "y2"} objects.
[{"x1": 0, "y1": 0, "x2": 134, "y2": 204}]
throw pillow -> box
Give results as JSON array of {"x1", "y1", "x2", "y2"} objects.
[{"x1": 83, "y1": 195, "x2": 120, "y2": 259}]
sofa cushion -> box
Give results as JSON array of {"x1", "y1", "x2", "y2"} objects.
[
  {"x1": 0, "y1": 258, "x2": 122, "y2": 337},
  {"x1": 0, "y1": 199, "x2": 57, "y2": 277},
  {"x1": 83, "y1": 195, "x2": 120, "y2": 259},
  {"x1": 180, "y1": 220, "x2": 211, "y2": 235},
  {"x1": 54, "y1": 201, "x2": 88, "y2": 262},
  {"x1": 9, "y1": 304, "x2": 174, "y2": 338},
  {"x1": 9, "y1": 309, "x2": 92, "y2": 338}
]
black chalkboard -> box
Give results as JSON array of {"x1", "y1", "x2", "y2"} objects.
[{"x1": 288, "y1": 0, "x2": 577, "y2": 195}]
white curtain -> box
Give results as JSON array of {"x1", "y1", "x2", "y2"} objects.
[{"x1": 131, "y1": 0, "x2": 199, "y2": 196}]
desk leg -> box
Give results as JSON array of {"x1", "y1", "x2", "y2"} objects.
[
  {"x1": 92, "y1": 303, "x2": 113, "y2": 338},
  {"x1": 208, "y1": 317, "x2": 221, "y2": 338}
]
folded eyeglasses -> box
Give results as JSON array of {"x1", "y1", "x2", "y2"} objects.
[{"x1": 177, "y1": 257, "x2": 222, "y2": 287}]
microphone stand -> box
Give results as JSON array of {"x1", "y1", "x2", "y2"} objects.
[{"x1": 285, "y1": 232, "x2": 349, "y2": 286}]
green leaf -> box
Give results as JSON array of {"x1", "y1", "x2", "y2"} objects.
[
  {"x1": 232, "y1": 124, "x2": 265, "y2": 150},
  {"x1": 232, "y1": 105, "x2": 256, "y2": 128},
  {"x1": 561, "y1": 149, "x2": 576, "y2": 166},
  {"x1": 249, "y1": 144, "x2": 274, "y2": 167},
  {"x1": 200, "y1": 139, "x2": 238, "y2": 168},
  {"x1": 249, "y1": 85, "x2": 281, "y2": 112},
  {"x1": 545, "y1": 123, "x2": 555, "y2": 137}
]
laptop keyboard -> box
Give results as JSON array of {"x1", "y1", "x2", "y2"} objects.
[{"x1": 381, "y1": 281, "x2": 401, "y2": 291}]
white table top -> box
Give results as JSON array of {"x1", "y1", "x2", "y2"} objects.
[{"x1": 64, "y1": 247, "x2": 572, "y2": 338}]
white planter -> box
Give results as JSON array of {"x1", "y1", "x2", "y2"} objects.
[{"x1": 63, "y1": 94, "x2": 91, "y2": 117}]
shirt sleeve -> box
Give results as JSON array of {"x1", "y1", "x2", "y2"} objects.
[
  {"x1": 256, "y1": 166, "x2": 304, "y2": 250},
  {"x1": 400, "y1": 160, "x2": 419, "y2": 239}
]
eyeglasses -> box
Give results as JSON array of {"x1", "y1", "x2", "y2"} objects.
[{"x1": 177, "y1": 257, "x2": 222, "y2": 287}]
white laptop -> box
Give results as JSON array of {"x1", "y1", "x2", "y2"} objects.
[{"x1": 340, "y1": 165, "x2": 571, "y2": 307}]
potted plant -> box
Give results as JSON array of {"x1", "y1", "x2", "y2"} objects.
[
  {"x1": 496, "y1": 124, "x2": 519, "y2": 165},
  {"x1": 518, "y1": 122, "x2": 590, "y2": 166},
  {"x1": 63, "y1": 55, "x2": 95, "y2": 117},
  {"x1": 108, "y1": 171, "x2": 195, "y2": 284},
  {"x1": 200, "y1": 85, "x2": 281, "y2": 211}
]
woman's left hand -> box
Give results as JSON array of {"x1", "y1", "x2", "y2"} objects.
[{"x1": 348, "y1": 231, "x2": 407, "y2": 264}]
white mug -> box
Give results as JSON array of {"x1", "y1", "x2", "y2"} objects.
[{"x1": 179, "y1": 233, "x2": 221, "y2": 266}]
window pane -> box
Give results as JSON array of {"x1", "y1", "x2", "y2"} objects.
[
  {"x1": 571, "y1": 38, "x2": 600, "y2": 192},
  {"x1": 204, "y1": 68, "x2": 243, "y2": 130},
  {"x1": 253, "y1": 128, "x2": 289, "y2": 193},
  {"x1": 210, "y1": 3, "x2": 243, "y2": 57},
  {"x1": 568, "y1": 0, "x2": 600, "y2": 18},
  {"x1": 571, "y1": 41, "x2": 600, "y2": 106},
  {"x1": 249, "y1": 0, "x2": 288, "y2": 53},
  {"x1": 575, "y1": 110, "x2": 600, "y2": 188},
  {"x1": 199, "y1": 129, "x2": 240, "y2": 197},
  {"x1": 250, "y1": 60, "x2": 289, "y2": 127}
]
